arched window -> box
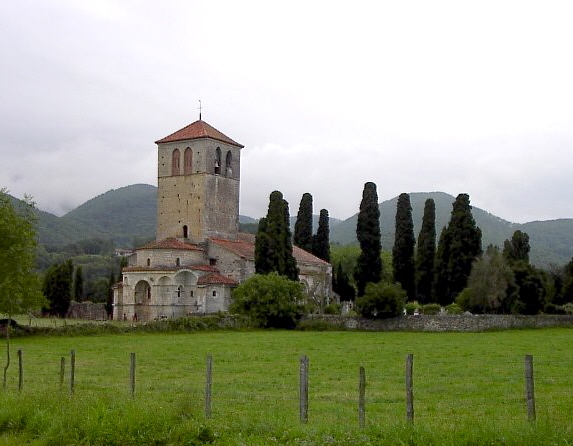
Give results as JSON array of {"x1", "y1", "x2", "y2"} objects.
[
  {"x1": 184, "y1": 147, "x2": 193, "y2": 175},
  {"x1": 214, "y1": 147, "x2": 221, "y2": 174},
  {"x1": 177, "y1": 286, "x2": 182, "y2": 298},
  {"x1": 172, "y1": 149, "x2": 181, "y2": 176},
  {"x1": 176, "y1": 258, "x2": 180, "y2": 267},
  {"x1": 225, "y1": 151, "x2": 233, "y2": 177},
  {"x1": 183, "y1": 225, "x2": 188, "y2": 238},
  {"x1": 146, "y1": 258, "x2": 151, "y2": 267}
]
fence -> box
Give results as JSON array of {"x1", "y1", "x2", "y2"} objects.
[{"x1": 8, "y1": 350, "x2": 547, "y2": 427}]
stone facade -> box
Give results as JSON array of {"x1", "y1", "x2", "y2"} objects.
[{"x1": 113, "y1": 119, "x2": 332, "y2": 321}]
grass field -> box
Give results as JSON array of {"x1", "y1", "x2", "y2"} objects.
[{"x1": 2, "y1": 328, "x2": 573, "y2": 445}]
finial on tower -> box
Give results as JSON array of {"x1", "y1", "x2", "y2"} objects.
[{"x1": 198, "y1": 99, "x2": 202, "y2": 121}]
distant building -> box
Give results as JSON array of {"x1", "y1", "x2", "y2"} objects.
[{"x1": 113, "y1": 119, "x2": 332, "y2": 321}]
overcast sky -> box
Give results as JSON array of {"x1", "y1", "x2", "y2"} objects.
[{"x1": 1, "y1": 1, "x2": 572, "y2": 223}]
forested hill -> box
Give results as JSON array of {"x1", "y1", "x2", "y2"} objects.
[{"x1": 13, "y1": 186, "x2": 573, "y2": 268}]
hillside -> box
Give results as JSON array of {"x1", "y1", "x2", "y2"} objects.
[{"x1": 17, "y1": 187, "x2": 573, "y2": 268}]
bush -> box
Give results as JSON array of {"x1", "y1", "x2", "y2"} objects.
[
  {"x1": 229, "y1": 273, "x2": 304, "y2": 328},
  {"x1": 561, "y1": 302, "x2": 573, "y2": 315},
  {"x1": 445, "y1": 303, "x2": 463, "y2": 314},
  {"x1": 404, "y1": 301, "x2": 420, "y2": 315},
  {"x1": 323, "y1": 303, "x2": 340, "y2": 315},
  {"x1": 355, "y1": 282, "x2": 406, "y2": 319},
  {"x1": 421, "y1": 303, "x2": 442, "y2": 315}
]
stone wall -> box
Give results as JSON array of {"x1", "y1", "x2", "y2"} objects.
[
  {"x1": 305, "y1": 314, "x2": 573, "y2": 332},
  {"x1": 67, "y1": 301, "x2": 108, "y2": 320}
]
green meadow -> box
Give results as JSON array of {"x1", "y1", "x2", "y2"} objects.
[{"x1": 2, "y1": 328, "x2": 573, "y2": 445}]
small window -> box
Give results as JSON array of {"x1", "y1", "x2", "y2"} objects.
[
  {"x1": 146, "y1": 258, "x2": 151, "y2": 267},
  {"x1": 177, "y1": 286, "x2": 182, "y2": 298},
  {"x1": 225, "y1": 151, "x2": 233, "y2": 177},
  {"x1": 190, "y1": 290, "x2": 194, "y2": 298},
  {"x1": 183, "y1": 225, "x2": 188, "y2": 238},
  {"x1": 176, "y1": 258, "x2": 180, "y2": 266},
  {"x1": 214, "y1": 147, "x2": 222, "y2": 174},
  {"x1": 209, "y1": 258, "x2": 217, "y2": 266},
  {"x1": 212, "y1": 291, "x2": 217, "y2": 297}
]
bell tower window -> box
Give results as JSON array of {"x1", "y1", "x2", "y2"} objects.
[
  {"x1": 225, "y1": 151, "x2": 233, "y2": 177},
  {"x1": 184, "y1": 147, "x2": 192, "y2": 175},
  {"x1": 214, "y1": 147, "x2": 221, "y2": 174},
  {"x1": 172, "y1": 149, "x2": 181, "y2": 176},
  {"x1": 183, "y1": 225, "x2": 188, "y2": 238}
]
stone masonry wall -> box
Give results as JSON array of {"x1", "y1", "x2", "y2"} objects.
[{"x1": 305, "y1": 314, "x2": 573, "y2": 332}]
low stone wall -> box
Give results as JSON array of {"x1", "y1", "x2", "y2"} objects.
[
  {"x1": 67, "y1": 301, "x2": 109, "y2": 320},
  {"x1": 306, "y1": 314, "x2": 573, "y2": 332}
]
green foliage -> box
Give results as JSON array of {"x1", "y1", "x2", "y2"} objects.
[
  {"x1": 42, "y1": 259, "x2": 73, "y2": 317},
  {"x1": 73, "y1": 265, "x2": 83, "y2": 301},
  {"x1": 445, "y1": 303, "x2": 463, "y2": 314},
  {"x1": 293, "y1": 192, "x2": 313, "y2": 252},
  {"x1": 503, "y1": 230, "x2": 531, "y2": 264},
  {"x1": 312, "y1": 208, "x2": 330, "y2": 262},
  {"x1": 392, "y1": 193, "x2": 416, "y2": 300},
  {"x1": 323, "y1": 303, "x2": 340, "y2": 315},
  {"x1": 511, "y1": 262, "x2": 548, "y2": 315},
  {"x1": 355, "y1": 282, "x2": 406, "y2": 319},
  {"x1": 421, "y1": 303, "x2": 441, "y2": 315},
  {"x1": 404, "y1": 301, "x2": 420, "y2": 315},
  {"x1": 464, "y1": 245, "x2": 516, "y2": 313},
  {"x1": 230, "y1": 273, "x2": 304, "y2": 328},
  {"x1": 433, "y1": 194, "x2": 482, "y2": 305},
  {"x1": 255, "y1": 191, "x2": 298, "y2": 281},
  {"x1": 415, "y1": 198, "x2": 436, "y2": 304},
  {"x1": 333, "y1": 262, "x2": 356, "y2": 302},
  {"x1": 355, "y1": 182, "x2": 382, "y2": 296}
]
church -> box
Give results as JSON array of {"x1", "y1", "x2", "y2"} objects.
[{"x1": 112, "y1": 118, "x2": 332, "y2": 321}]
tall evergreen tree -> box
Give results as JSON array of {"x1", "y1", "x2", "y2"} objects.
[
  {"x1": 312, "y1": 209, "x2": 330, "y2": 262},
  {"x1": 43, "y1": 259, "x2": 74, "y2": 317},
  {"x1": 333, "y1": 262, "x2": 355, "y2": 302},
  {"x1": 433, "y1": 193, "x2": 482, "y2": 304},
  {"x1": 293, "y1": 193, "x2": 313, "y2": 252},
  {"x1": 354, "y1": 182, "x2": 382, "y2": 297},
  {"x1": 415, "y1": 198, "x2": 436, "y2": 304},
  {"x1": 73, "y1": 266, "x2": 83, "y2": 302},
  {"x1": 255, "y1": 191, "x2": 298, "y2": 281},
  {"x1": 433, "y1": 226, "x2": 451, "y2": 305},
  {"x1": 392, "y1": 193, "x2": 416, "y2": 300},
  {"x1": 503, "y1": 230, "x2": 530, "y2": 264}
]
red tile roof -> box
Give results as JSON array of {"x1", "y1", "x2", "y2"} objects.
[
  {"x1": 210, "y1": 233, "x2": 330, "y2": 266},
  {"x1": 198, "y1": 272, "x2": 238, "y2": 286},
  {"x1": 155, "y1": 120, "x2": 244, "y2": 147},
  {"x1": 139, "y1": 238, "x2": 204, "y2": 252}
]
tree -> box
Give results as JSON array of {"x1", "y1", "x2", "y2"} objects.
[
  {"x1": 415, "y1": 199, "x2": 436, "y2": 304},
  {"x1": 355, "y1": 282, "x2": 406, "y2": 319},
  {"x1": 293, "y1": 193, "x2": 313, "y2": 252},
  {"x1": 392, "y1": 193, "x2": 416, "y2": 300},
  {"x1": 255, "y1": 191, "x2": 298, "y2": 281},
  {"x1": 312, "y1": 209, "x2": 330, "y2": 262},
  {"x1": 355, "y1": 182, "x2": 382, "y2": 297},
  {"x1": 333, "y1": 262, "x2": 355, "y2": 302},
  {"x1": 43, "y1": 259, "x2": 74, "y2": 317},
  {"x1": 230, "y1": 272, "x2": 304, "y2": 328},
  {"x1": 0, "y1": 191, "x2": 44, "y2": 388},
  {"x1": 73, "y1": 266, "x2": 84, "y2": 301},
  {"x1": 503, "y1": 230, "x2": 530, "y2": 264},
  {"x1": 457, "y1": 245, "x2": 516, "y2": 313},
  {"x1": 433, "y1": 194, "x2": 482, "y2": 305},
  {"x1": 511, "y1": 262, "x2": 548, "y2": 314}
]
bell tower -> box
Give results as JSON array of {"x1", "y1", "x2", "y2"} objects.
[{"x1": 154, "y1": 119, "x2": 243, "y2": 243}]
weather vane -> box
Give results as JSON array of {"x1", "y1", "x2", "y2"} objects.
[{"x1": 198, "y1": 99, "x2": 202, "y2": 120}]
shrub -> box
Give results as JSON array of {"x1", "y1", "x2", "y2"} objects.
[
  {"x1": 421, "y1": 303, "x2": 442, "y2": 315},
  {"x1": 355, "y1": 282, "x2": 406, "y2": 319},
  {"x1": 404, "y1": 301, "x2": 420, "y2": 315},
  {"x1": 445, "y1": 303, "x2": 463, "y2": 314},
  {"x1": 229, "y1": 272, "x2": 304, "y2": 328},
  {"x1": 323, "y1": 303, "x2": 340, "y2": 315},
  {"x1": 561, "y1": 302, "x2": 573, "y2": 315}
]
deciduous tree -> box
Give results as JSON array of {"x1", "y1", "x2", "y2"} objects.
[{"x1": 503, "y1": 230, "x2": 530, "y2": 264}]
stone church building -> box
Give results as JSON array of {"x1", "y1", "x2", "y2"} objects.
[{"x1": 113, "y1": 119, "x2": 332, "y2": 321}]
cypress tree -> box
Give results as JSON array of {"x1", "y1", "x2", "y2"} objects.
[
  {"x1": 293, "y1": 193, "x2": 313, "y2": 252},
  {"x1": 333, "y1": 262, "x2": 356, "y2": 302},
  {"x1": 73, "y1": 266, "x2": 83, "y2": 302},
  {"x1": 355, "y1": 182, "x2": 382, "y2": 297},
  {"x1": 415, "y1": 199, "x2": 436, "y2": 304},
  {"x1": 392, "y1": 193, "x2": 416, "y2": 300},
  {"x1": 433, "y1": 193, "x2": 482, "y2": 304},
  {"x1": 255, "y1": 191, "x2": 298, "y2": 281},
  {"x1": 312, "y1": 209, "x2": 330, "y2": 262}
]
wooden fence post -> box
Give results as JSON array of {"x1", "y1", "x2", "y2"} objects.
[
  {"x1": 17, "y1": 349, "x2": 23, "y2": 392},
  {"x1": 406, "y1": 353, "x2": 414, "y2": 423},
  {"x1": 524, "y1": 354, "x2": 536, "y2": 421},
  {"x1": 358, "y1": 366, "x2": 366, "y2": 429},
  {"x1": 130, "y1": 352, "x2": 136, "y2": 398},
  {"x1": 205, "y1": 354, "x2": 213, "y2": 418},
  {"x1": 300, "y1": 355, "x2": 309, "y2": 424},
  {"x1": 59, "y1": 357, "x2": 65, "y2": 389},
  {"x1": 69, "y1": 349, "x2": 76, "y2": 396}
]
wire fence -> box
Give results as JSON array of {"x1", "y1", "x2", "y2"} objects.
[{"x1": 6, "y1": 348, "x2": 573, "y2": 428}]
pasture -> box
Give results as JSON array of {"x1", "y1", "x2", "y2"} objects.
[{"x1": 2, "y1": 328, "x2": 573, "y2": 445}]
